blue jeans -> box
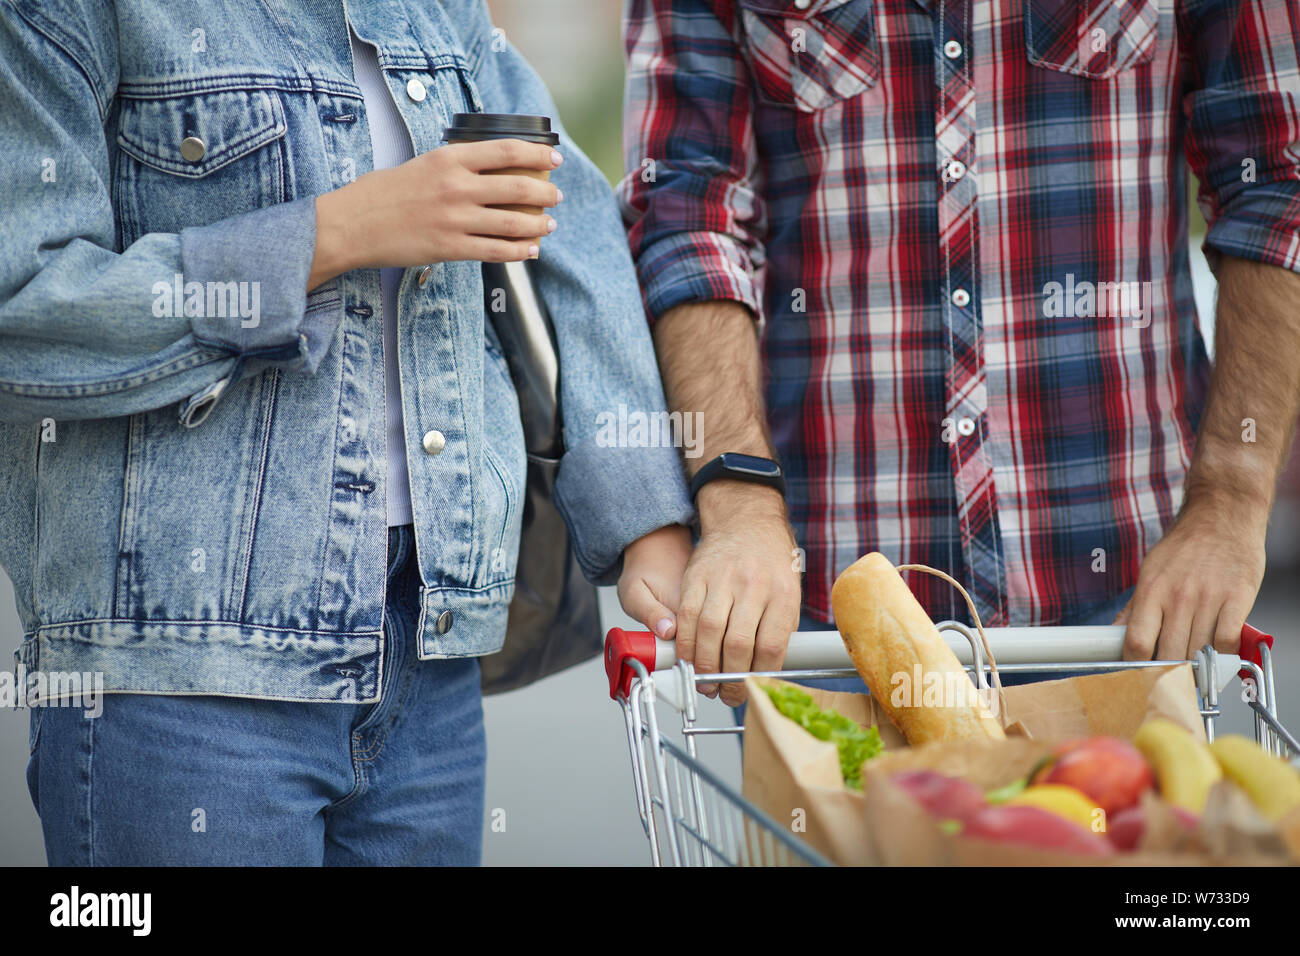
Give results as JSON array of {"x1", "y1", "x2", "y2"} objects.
[
  {"x1": 733, "y1": 586, "x2": 1136, "y2": 724},
  {"x1": 26, "y1": 524, "x2": 487, "y2": 866}
]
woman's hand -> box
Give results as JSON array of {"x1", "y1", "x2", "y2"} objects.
[
  {"x1": 617, "y1": 524, "x2": 693, "y2": 640},
  {"x1": 309, "y1": 138, "x2": 564, "y2": 289}
]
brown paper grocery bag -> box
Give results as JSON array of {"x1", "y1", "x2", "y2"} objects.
[
  {"x1": 740, "y1": 675, "x2": 904, "y2": 865},
  {"x1": 859, "y1": 738, "x2": 1053, "y2": 865},
  {"x1": 741, "y1": 664, "x2": 1207, "y2": 865},
  {"x1": 1001, "y1": 663, "x2": 1205, "y2": 740}
]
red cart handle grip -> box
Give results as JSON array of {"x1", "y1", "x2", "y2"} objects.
[
  {"x1": 1237, "y1": 623, "x2": 1273, "y2": 669},
  {"x1": 605, "y1": 628, "x2": 658, "y2": 700}
]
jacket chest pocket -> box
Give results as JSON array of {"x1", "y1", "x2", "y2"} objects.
[
  {"x1": 738, "y1": 0, "x2": 879, "y2": 112},
  {"x1": 114, "y1": 87, "x2": 289, "y2": 245},
  {"x1": 1025, "y1": 0, "x2": 1159, "y2": 79}
]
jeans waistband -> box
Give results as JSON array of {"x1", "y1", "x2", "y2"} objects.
[{"x1": 387, "y1": 524, "x2": 415, "y2": 577}]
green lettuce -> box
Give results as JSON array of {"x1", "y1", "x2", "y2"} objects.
[{"x1": 763, "y1": 684, "x2": 884, "y2": 789}]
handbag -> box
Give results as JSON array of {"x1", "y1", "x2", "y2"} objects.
[{"x1": 477, "y1": 259, "x2": 603, "y2": 694}]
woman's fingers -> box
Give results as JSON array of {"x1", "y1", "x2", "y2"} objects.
[
  {"x1": 472, "y1": 173, "x2": 562, "y2": 210},
  {"x1": 459, "y1": 236, "x2": 540, "y2": 263},
  {"x1": 456, "y1": 138, "x2": 563, "y2": 173},
  {"x1": 470, "y1": 209, "x2": 556, "y2": 239}
]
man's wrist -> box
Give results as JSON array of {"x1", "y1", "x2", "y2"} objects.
[
  {"x1": 1183, "y1": 435, "x2": 1280, "y2": 517},
  {"x1": 1180, "y1": 480, "x2": 1272, "y2": 532},
  {"x1": 697, "y1": 481, "x2": 788, "y2": 533}
]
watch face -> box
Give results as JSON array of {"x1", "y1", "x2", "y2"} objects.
[{"x1": 722, "y1": 453, "x2": 781, "y2": 477}]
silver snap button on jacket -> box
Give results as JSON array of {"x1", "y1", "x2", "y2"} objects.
[
  {"x1": 180, "y1": 136, "x2": 206, "y2": 162},
  {"x1": 421, "y1": 430, "x2": 445, "y2": 455},
  {"x1": 436, "y1": 610, "x2": 453, "y2": 634},
  {"x1": 405, "y1": 78, "x2": 426, "y2": 102},
  {"x1": 417, "y1": 265, "x2": 432, "y2": 287}
]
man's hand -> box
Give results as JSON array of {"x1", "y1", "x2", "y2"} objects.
[
  {"x1": 617, "y1": 524, "x2": 692, "y2": 639},
  {"x1": 1116, "y1": 256, "x2": 1300, "y2": 660},
  {"x1": 649, "y1": 300, "x2": 802, "y2": 706},
  {"x1": 677, "y1": 484, "x2": 801, "y2": 705},
  {"x1": 1115, "y1": 492, "x2": 1266, "y2": 660}
]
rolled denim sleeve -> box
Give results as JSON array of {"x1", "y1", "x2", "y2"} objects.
[
  {"x1": 0, "y1": 4, "x2": 341, "y2": 426},
  {"x1": 181, "y1": 200, "x2": 340, "y2": 372},
  {"x1": 457, "y1": 1, "x2": 694, "y2": 584},
  {"x1": 1182, "y1": 0, "x2": 1300, "y2": 276}
]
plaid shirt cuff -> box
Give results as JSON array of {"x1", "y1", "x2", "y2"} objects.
[
  {"x1": 1203, "y1": 183, "x2": 1300, "y2": 276},
  {"x1": 636, "y1": 231, "x2": 764, "y2": 324}
]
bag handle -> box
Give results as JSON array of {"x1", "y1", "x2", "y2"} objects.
[{"x1": 895, "y1": 564, "x2": 1009, "y2": 724}]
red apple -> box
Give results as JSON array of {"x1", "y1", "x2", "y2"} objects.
[
  {"x1": 962, "y1": 804, "x2": 1116, "y2": 856},
  {"x1": 1105, "y1": 806, "x2": 1146, "y2": 851},
  {"x1": 891, "y1": 770, "x2": 986, "y2": 821},
  {"x1": 1033, "y1": 737, "x2": 1154, "y2": 817},
  {"x1": 1106, "y1": 804, "x2": 1198, "y2": 851}
]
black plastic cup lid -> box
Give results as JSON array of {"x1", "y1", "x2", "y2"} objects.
[{"x1": 444, "y1": 113, "x2": 559, "y2": 146}]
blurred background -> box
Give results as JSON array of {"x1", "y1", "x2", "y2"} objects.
[{"x1": 0, "y1": 0, "x2": 1297, "y2": 867}]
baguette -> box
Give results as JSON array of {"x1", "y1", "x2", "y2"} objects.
[{"x1": 830, "y1": 552, "x2": 1005, "y2": 744}]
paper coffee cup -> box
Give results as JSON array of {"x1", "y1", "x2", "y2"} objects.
[{"x1": 444, "y1": 113, "x2": 560, "y2": 248}]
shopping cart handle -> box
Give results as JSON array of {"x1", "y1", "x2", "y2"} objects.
[
  {"x1": 605, "y1": 628, "x2": 661, "y2": 700},
  {"x1": 1237, "y1": 624, "x2": 1273, "y2": 669},
  {"x1": 605, "y1": 622, "x2": 1274, "y2": 698}
]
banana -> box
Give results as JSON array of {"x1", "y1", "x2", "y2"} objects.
[
  {"x1": 1209, "y1": 734, "x2": 1300, "y2": 822},
  {"x1": 1006, "y1": 784, "x2": 1101, "y2": 830},
  {"x1": 1134, "y1": 718, "x2": 1221, "y2": 814}
]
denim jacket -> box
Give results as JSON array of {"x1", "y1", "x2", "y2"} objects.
[{"x1": 0, "y1": 0, "x2": 693, "y2": 701}]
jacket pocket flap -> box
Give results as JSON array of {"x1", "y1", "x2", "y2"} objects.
[{"x1": 117, "y1": 88, "x2": 287, "y2": 178}]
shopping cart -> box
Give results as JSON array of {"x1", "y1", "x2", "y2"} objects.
[{"x1": 604, "y1": 621, "x2": 1295, "y2": 867}]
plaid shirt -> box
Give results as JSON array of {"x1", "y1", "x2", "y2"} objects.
[{"x1": 619, "y1": 0, "x2": 1300, "y2": 626}]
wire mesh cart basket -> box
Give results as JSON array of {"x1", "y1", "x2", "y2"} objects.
[{"x1": 604, "y1": 621, "x2": 1294, "y2": 866}]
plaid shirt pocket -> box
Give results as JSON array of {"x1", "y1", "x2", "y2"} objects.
[
  {"x1": 1025, "y1": 0, "x2": 1160, "y2": 79},
  {"x1": 737, "y1": 0, "x2": 879, "y2": 111}
]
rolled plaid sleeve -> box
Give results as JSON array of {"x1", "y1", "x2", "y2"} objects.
[
  {"x1": 618, "y1": 0, "x2": 768, "y2": 323},
  {"x1": 1182, "y1": 0, "x2": 1300, "y2": 275}
]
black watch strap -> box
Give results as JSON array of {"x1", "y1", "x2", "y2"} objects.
[{"x1": 688, "y1": 453, "x2": 785, "y2": 501}]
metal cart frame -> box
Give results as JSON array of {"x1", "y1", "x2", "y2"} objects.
[{"x1": 604, "y1": 622, "x2": 1294, "y2": 867}]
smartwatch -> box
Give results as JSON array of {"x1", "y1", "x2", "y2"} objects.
[{"x1": 688, "y1": 453, "x2": 786, "y2": 502}]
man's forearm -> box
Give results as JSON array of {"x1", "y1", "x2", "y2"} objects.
[
  {"x1": 651, "y1": 299, "x2": 801, "y2": 699},
  {"x1": 1185, "y1": 256, "x2": 1300, "y2": 516},
  {"x1": 653, "y1": 300, "x2": 784, "y2": 525},
  {"x1": 1117, "y1": 255, "x2": 1300, "y2": 658}
]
